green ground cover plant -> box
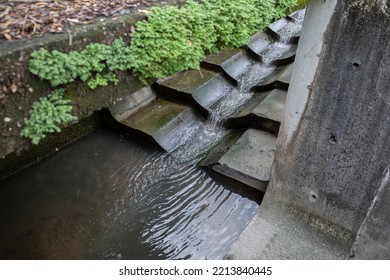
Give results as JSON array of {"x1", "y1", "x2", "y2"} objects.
[
  {"x1": 29, "y1": 0, "x2": 299, "y2": 85},
  {"x1": 24, "y1": 0, "x2": 301, "y2": 144},
  {"x1": 29, "y1": 38, "x2": 129, "y2": 88},
  {"x1": 21, "y1": 89, "x2": 77, "y2": 145}
]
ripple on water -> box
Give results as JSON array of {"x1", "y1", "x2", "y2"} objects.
[
  {"x1": 107, "y1": 150, "x2": 261, "y2": 259},
  {"x1": 0, "y1": 129, "x2": 261, "y2": 260}
]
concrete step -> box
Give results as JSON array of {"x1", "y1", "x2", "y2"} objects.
[
  {"x1": 203, "y1": 129, "x2": 277, "y2": 192},
  {"x1": 265, "y1": 17, "x2": 290, "y2": 40},
  {"x1": 202, "y1": 45, "x2": 295, "y2": 91},
  {"x1": 287, "y1": 8, "x2": 306, "y2": 25},
  {"x1": 202, "y1": 49, "x2": 254, "y2": 86},
  {"x1": 109, "y1": 87, "x2": 203, "y2": 152},
  {"x1": 266, "y1": 14, "x2": 302, "y2": 44},
  {"x1": 201, "y1": 49, "x2": 243, "y2": 85},
  {"x1": 154, "y1": 69, "x2": 236, "y2": 119},
  {"x1": 251, "y1": 63, "x2": 293, "y2": 92},
  {"x1": 225, "y1": 89, "x2": 287, "y2": 135},
  {"x1": 255, "y1": 42, "x2": 296, "y2": 67},
  {"x1": 245, "y1": 31, "x2": 273, "y2": 61},
  {"x1": 109, "y1": 87, "x2": 157, "y2": 122},
  {"x1": 153, "y1": 69, "x2": 216, "y2": 118}
]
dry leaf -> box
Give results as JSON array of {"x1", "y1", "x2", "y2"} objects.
[
  {"x1": 3, "y1": 33, "x2": 12, "y2": 40},
  {"x1": 67, "y1": 18, "x2": 80, "y2": 23},
  {"x1": 1, "y1": 0, "x2": 166, "y2": 41},
  {"x1": 0, "y1": 21, "x2": 12, "y2": 28},
  {"x1": 11, "y1": 83, "x2": 18, "y2": 93},
  {"x1": 0, "y1": 29, "x2": 11, "y2": 34}
]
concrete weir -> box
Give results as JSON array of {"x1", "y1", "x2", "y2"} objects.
[{"x1": 109, "y1": 9, "x2": 304, "y2": 188}]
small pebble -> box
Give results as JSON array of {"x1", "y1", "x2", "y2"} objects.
[{"x1": 4, "y1": 117, "x2": 12, "y2": 123}]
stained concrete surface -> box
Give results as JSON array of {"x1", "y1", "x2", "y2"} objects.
[{"x1": 210, "y1": 130, "x2": 277, "y2": 192}]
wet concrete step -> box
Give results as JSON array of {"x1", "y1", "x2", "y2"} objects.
[
  {"x1": 203, "y1": 129, "x2": 277, "y2": 192},
  {"x1": 244, "y1": 31, "x2": 273, "y2": 61},
  {"x1": 225, "y1": 89, "x2": 287, "y2": 135},
  {"x1": 266, "y1": 14, "x2": 303, "y2": 44},
  {"x1": 251, "y1": 63, "x2": 293, "y2": 92},
  {"x1": 202, "y1": 49, "x2": 253, "y2": 87},
  {"x1": 109, "y1": 87, "x2": 157, "y2": 121},
  {"x1": 287, "y1": 8, "x2": 306, "y2": 25},
  {"x1": 153, "y1": 69, "x2": 219, "y2": 119},
  {"x1": 109, "y1": 87, "x2": 204, "y2": 152},
  {"x1": 202, "y1": 45, "x2": 294, "y2": 91},
  {"x1": 154, "y1": 69, "x2": 236, "y2": 119}
]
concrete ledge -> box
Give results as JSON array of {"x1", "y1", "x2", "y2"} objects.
[
  {"x1": 226, "y1": 89, "x2": 287, "y2": 135},
  {"x1": 208, "y1": 129, "x2": 277, "y2": 192},
  {"x1": 226, "y1": 200, "x2": 353, "y2": 260}
]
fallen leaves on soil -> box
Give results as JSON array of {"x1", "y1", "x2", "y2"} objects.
[{"x1": 0, "y1": 0, "x2": 170, "y2": 41}]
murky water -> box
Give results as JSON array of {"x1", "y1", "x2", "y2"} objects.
[{"x1": 0, "y1": 128, "x2": 261, "y2": 260}]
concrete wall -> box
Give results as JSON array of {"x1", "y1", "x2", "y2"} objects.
[
  {"x1": 273, "y1": 0, "x2": 390, "y2": 258},
  {"x1": 0, "y1": 13, "x2": 146, "y2": 161}
]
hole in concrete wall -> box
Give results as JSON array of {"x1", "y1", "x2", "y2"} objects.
[
  {"x1": 309, "y1": 191, "x2": 317, "y2": 203},
  {"x1": 352, "y1": 62, "x2": 360, "y2": 68},
  {"x1": 329, "y1": 134, "x2": 337, "y2": 144}
]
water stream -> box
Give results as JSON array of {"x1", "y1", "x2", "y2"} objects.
[{"x1": 0, "y1": 128, "x2": 261, "y2": 260}]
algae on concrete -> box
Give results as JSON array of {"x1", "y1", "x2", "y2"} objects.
[{"x1": 121, "y1": 99, "x2": 188, "y2": 136}]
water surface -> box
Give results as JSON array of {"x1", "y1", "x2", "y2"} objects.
[{"x1": 0, "y1": 128, "x2": 261, "y2": 259}]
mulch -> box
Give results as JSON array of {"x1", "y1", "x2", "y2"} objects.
[{"x1": 0, "y1": 0, "x2": 170, "y2": 42}]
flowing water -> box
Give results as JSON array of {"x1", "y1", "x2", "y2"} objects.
[{"x1": 0, "y1": 128, "x2": 261, "y2": 260}]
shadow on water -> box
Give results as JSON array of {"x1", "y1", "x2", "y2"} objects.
[{"x1": 0, "y1": 128, "x2": 261, "y2": 260}]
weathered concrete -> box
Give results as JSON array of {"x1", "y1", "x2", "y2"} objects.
[
  {"x1": 226, "y1": 204, "x2": 353, "y2": 260},
  {"x1": 251, "y1": 89, "x2": 286, "y2": 122},
  {"x1": 159, "y1": 13, "x2": 303, "y2": 190},
  {"x1": 109, "y1": 87, "x2": 157, "y2": 122},
  {"x1": 266, "y1": 10, "x2": 304, "y2": 42},
  {"x1": 217, "y1": 51, "x2": 253, "y2": 86},
  {"x1": 244, "y1": 31, "x2": 272, "y2": 61},
  {"x1": 350, "y1": 169, "x2": 390, "y2": 259},
  {"x1": 228, "y1": 0, "x2": 390, "y2": 260},
  {"x1": 225, "y1": 89, "x2": 287, "y2": 135},
  {"x1": 251, "y1": 64, "x2": 292, "y2": 91},
  {"x1": 265, "y1": 17, "x2": 290, "y2": 40},
  {"x1": 153, "y1": 69, "x2": 216, "y2": 118},
  {"x1": 192, "y1": 75, "x2": 233, "y2": 110},
  {"x1": 270, "y1": 63, "x2": 294, "y2": 85},
  {"x1": 208, "y1": 130, "x2": 276, "y2": 192},
  {"x1": 201, "y1": 49, "x2": 243, "y2": 85},
  {"x1": 224, "y1": 62, "x2": 292, "y2": 134},
  {"x1": 272, "y1": 47, "x2": 297, "y2": 67},
  {"x1": 110, "y1": 87, "x2": 205, "y2": 152}
]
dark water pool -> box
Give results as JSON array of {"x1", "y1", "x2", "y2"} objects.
[{"x1": 0, "y1": 128, "x2": 261, "y2": 259}]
